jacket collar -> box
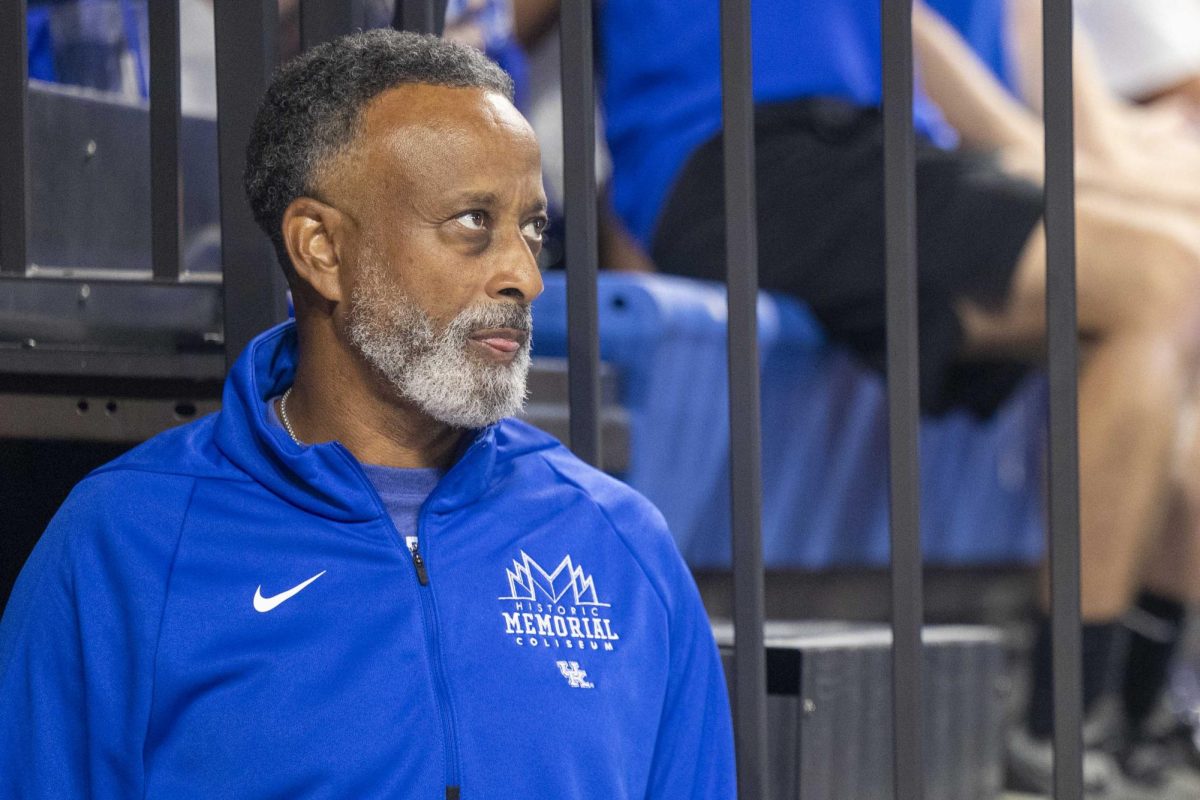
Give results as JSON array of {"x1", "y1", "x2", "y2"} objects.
[{"x1": 213, "y1": 321, "x2": 499, "y2": 523}]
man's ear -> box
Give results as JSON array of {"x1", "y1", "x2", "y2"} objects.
[{"x1": 281, "y1": 197, "x2": 348, "y2": 304}]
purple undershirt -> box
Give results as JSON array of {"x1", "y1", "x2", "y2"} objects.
[{"x1": 267, "y1": 396, "x2": 442, "y2": 539}]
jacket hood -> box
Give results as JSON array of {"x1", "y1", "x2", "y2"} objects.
[{"x1": 213, "y1": 321, "x2": 505, "y2": 523}]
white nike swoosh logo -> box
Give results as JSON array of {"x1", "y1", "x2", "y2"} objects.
[{"x1": 253, "y1": 570, "x2": 326, "y2": 613}]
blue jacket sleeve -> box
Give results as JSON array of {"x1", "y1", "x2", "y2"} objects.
[
  {"x1": 0, "y1": 471, "x2": 193, "y2": 799},
  {"x1": 642, "y1": 534, "x2": 737, "y2": 798}
]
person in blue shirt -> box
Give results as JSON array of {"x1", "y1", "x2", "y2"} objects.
[
  {"x1": 919, "y1": 4, "x2": 1200, "y2": 794},
  {"x1": 585, "y1": 0, "x2": 1200, "y2": 796},
  {"x1": 0, "y1": 29, "x2": 735, "y2": 798}
]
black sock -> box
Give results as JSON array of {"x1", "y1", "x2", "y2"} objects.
[
  {"x1": 1121, "y1": 590, "x2": 1186, "y2": 730},
  {"x1": 1027, "y1": 616, "x2": 1119, "y2": 739}
]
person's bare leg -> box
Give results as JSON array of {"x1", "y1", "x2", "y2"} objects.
[
  {"x1": 1133, "y1": 205, "x2": 1200, "y2": 606},
  {"x1": 1066, "y1": 198, "x2": 1200, "y2": 610},
  {"x1": 1140, "y1": 487, "x2": 1200, "y2": 604},
  {"x1": 1143, "y1": 401, "x2": 1200, "y2": 604},
  {"x1": 960, "y1": 193, "x2": 1200, "y2": 621}
]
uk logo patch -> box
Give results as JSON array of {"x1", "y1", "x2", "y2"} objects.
[{"x1": 556, "y1": 660, "x2": 594, "y2": 689}]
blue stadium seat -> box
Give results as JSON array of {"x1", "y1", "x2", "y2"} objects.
[{"x1": 533, "y1": 271, "x2": 1046, "y2": 569}]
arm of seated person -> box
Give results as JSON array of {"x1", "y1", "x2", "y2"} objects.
[
  {"x1": 1007, "y1": 0, "x2": 1200, "y2": 173},
  {"x1": 912, "y1": 0, "x2": 1044, "y2": 159},
  {"x1": 915, "y1": 0, "x2": 1200, "y2": 207}
]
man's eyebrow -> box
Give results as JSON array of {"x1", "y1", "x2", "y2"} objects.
[
  {"x1": 440, "y1": 192, "x2": 548, "y2": 216},
  {"x1": 446, "y1": 191, "x2": 501, "y2": 207}
]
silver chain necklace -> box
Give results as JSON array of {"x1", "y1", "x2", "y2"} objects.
[{"x1": 279, "y1": 387, "x2": 302, "y2": 445}]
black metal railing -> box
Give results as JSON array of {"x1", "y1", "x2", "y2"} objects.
[
  {"x1": 718, "y1": 2, "x2": 769, "y2": 796},
  {"x1": 393, "y1": 0, "x2": 447, "y2": 36},
  {"x1": 1042, "y1": 2, "x2": 1083, "y2": 796},
  {"x1": 1, "y1": 0, "x2": 227, "y2": 386},
  {"x1": 149, "y1": 0, "x2": 181, "y2": 281},
  {"x1": 0, "y1": 1, "x2": 1085, "y2": 798},
  {"x1": 559, "y1": 0, "x2": 603, "y2": 469},
  {"x1": 0, "y1": 1, "x2": 28, "y2": 279},
  {"x1": 880, "y1": 1, "x2": 926, "y2": 796},
  {"x1": 214, "y1": 0, "x2": 287, "y2": 369},
  {"x1": 302, "y1": 1, "x2": 357, "y2": 51}
]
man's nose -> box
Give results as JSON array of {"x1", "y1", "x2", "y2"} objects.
[{"x1": 487, "y1": 231, "x2": 544, "y2": 303}]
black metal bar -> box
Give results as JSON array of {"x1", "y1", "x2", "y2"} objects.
[
  {"x1": 214, "y1": 0, "x2": 286, "y2": 369},
  {"x1": 1043, "y1": 2, "x2": 1083, "y2": 798},
  {"x1": 719, "y1": 1, "x2": 768, "y2": 798},
  {"x1": 149, "y1": 0, "x2": 182, "y2": 281},
  {"x1": 394, "y1": 0, "x2": 448, "y2": 36},
  {"x1": 559, "y1": 0, "x2": 602, "y2": 467},
  {"x1": 300, "y1": 0, "x2": 356, "y2": 51},
  {"x1": 881, "y1": 1, "x2": 925, "y2": 798},
  {"x1": 0, "y1": 0, "x2": 28, "y2": 276}
]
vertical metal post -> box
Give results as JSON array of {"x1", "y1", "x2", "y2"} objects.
[
  {"x1": 394, "y1": 0, "x2": 448, "y2": 36},
  {"x1": 149, "y1": 0, "x2": 182, "y2": 281},
  {"x1": 719, "y1": 1, "x2": 768, "y2": 798},
  {"x1": 0, "y1": 0, "x2": 28, "y2": 276},
  {"x1": 881, "y1": 2, "x2": 925, "y2": 798},
  {"x1": 300, "y1": 0, "x2": 355, "y2": 51},
  {"x1": 214, "y1": 0, "x2": 285, "y2": 369},
  {"x1": 1043, "y1": 1, "x2": 1083, "y2": 798},
  {"x1": 559, "y1": 0, "x2": 602, "y2": 467}
]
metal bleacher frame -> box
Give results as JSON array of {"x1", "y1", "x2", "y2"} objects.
[{"x1": 0, "y1": 1, "x2": 1087, "y2": 798}]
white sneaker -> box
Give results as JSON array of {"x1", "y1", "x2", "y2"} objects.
[{"x1": 1006, "y1": 726, "x2": 1121, "y2": 798}]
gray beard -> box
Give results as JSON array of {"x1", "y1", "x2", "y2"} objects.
[{"x1": 345, "y1": 252, "x2": 532, "y2": 429}]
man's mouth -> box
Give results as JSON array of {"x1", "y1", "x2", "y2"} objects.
[{"x1": 468, "y1": 328, "x2": 529, "y2": 361}]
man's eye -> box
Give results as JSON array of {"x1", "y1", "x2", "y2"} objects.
[
  {"x1": 456, "y1": 211, "x2": 487, "y2": 231},
  {"x1": 522, "y1": 218, "x2": 548, "y2": 239}
]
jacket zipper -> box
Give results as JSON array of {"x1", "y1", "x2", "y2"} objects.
[
  {"x1": 408, "y1": 514, "x2": 463, "y2": 798},
  {"x1": 408, "y1": 538, "x2": 430, "y2": 585},
  {"x1": 339, "y1": 438, "x2": 483, "y2": 798}
]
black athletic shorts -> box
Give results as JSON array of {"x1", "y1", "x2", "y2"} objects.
[{"x1": 651, "y1": 98, "x2": 1045, "y2": 417}]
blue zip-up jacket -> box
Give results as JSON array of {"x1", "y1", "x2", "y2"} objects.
[{"x1": 0, "y1": 322, "x2": 735, "y2": 799}]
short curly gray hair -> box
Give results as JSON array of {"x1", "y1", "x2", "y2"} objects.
[{"x1": 244, "y1": 28, "x2": 514, "y2": 274}]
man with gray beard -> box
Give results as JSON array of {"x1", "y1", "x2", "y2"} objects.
[
  {"x1": 0, "y1": 28, "x2": 735, "y2": 799},
  {"x1": 346, "y1": 241, "x2": 534, "y2": 430}
]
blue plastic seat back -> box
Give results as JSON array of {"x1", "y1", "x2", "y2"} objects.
[{"x1": 533, "y1": 272, "x2": 1045, "y2": 569}]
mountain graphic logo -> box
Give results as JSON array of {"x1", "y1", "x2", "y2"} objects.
[{"x1": 499, "y1": 551, "x2": 611, "y2": 607}]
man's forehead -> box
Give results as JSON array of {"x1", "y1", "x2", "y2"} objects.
[
  {"x1": 360, "y1": 83, "x2": 532, "y2": 150},
  {"x1": 342, "y1": 83, "x2": 541, "y2": 205}
]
